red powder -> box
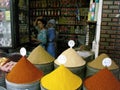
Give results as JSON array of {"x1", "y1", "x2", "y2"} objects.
[
  {"x1": 6, "y1": 56, "x2": 43, "y2": 84},
  {"x1": 84, "y1": 68, "x2": 120, "y2": 90}
]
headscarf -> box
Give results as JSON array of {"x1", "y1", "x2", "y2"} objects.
[{"x1": 48, "y1": 19, "x2": 56, "y2": 27}]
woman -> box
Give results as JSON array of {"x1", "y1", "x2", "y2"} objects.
[
  {"x1": 32, "y1": 17, "x2": 47, "y2": 49},
  {"x1": 46, "y1": 19, "x2": 56, "y2": 57}
]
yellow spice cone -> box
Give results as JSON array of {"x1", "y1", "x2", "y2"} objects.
[{"x1": 41, "y1": 65, "x2": 82, "y2": 90}]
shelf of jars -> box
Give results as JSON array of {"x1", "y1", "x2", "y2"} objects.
[
  {"x1": 29, "y1": 0, "x2": 60, "y2": 25},
  {"x1": 29, "y1": 0, "x2": 89, "y2": 53}
]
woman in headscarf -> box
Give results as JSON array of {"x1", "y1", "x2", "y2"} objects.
[
  {"x1": 32, "y1": 17, "x2": 47, "y2": 49},
  {"x1": 46, "y1": 19, "x2": 56, "y2": 57}
]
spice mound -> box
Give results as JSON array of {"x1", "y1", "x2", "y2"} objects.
[
  {"x1": 84, "y1": 68, "x2": 120, "y2": 90},
  {"x1": 28, "y1": 45, "x2": 55, "y2": 64},
  {"x1": 54, "y1": 48, "x2": 86, "y2": 67},
  {"x1": 87, "y1": 53, "x2": 119, "y2": 70},
  {"x1": 41, "y1": 65, "x2": 82, "y2": 90},
  {"x1": 6, "y1": 56, "x2": 43, "y2": 84}
]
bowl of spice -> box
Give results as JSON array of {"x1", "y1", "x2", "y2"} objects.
[
  {"x1": 83, "y1": 68, "x2": 120, "y2": 90},
  {"x1": 86, "y1": 53, "x2": 119, "y2": 79},
  {"x1": 5, "y1": 56, "x2": 43, "y2": 90},
  {"x1": 27, "y1": 45, "x2": 55, "y2": 75},
  {"x1": 41, "y1": 65, "x2": 82, "y2": 90}
]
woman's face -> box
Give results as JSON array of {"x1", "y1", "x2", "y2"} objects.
[
  {"x1": 47, "y1": 23, "x2": 53, "y2": 28},
  {"x1": 37, "y1": 21, "x2": 44, "y2": 29}
]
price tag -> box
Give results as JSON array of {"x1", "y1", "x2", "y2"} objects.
[
  {"x1": 68, "y1": 40, "x2": 75, "y2": 48},
  {"x1": 102, "y1": 58, "x2": 112, "y2": 67},
  {"x1": 20, "y1": 47, "x2": 26, "y2": 56},
  {"x1": 57, "y1": 55, "x2": 67, "y2": 64}
]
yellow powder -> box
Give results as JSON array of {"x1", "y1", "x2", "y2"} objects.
[
  {"x1": 41, "y1": 65, "x2": 82, "y2": 90},
  {"x1": 54, "y1": 48, "x2": 86, "y2": 67},
  {"x1": 87, "y1": 53, "x2": 119, "y2": 70},
  {"x1": 28, "y1": 45, "x2": 55, "y2": 64}
]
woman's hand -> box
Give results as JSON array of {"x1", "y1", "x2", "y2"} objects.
[
  {"x1": 33, "y1": 16, "x2": 43, "y2": 26},
  {"x1": 31, "y1": 37, "x2": 41, "y2": 45},
  {"x1": 31, "y1": 37, "x2": 37, "y2": 41}
]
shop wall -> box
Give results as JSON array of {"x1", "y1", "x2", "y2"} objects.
[{"x1": 99, "y1": 0, "x2": 120, "y2": 65}]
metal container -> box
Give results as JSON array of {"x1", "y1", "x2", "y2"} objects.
[
  {"x1": 54, "y1": 63, "x2": 86, "y2": 79},
  {"x1": 0, "y1": 52, "x2": 8, "y2": 58},
  {"x1": 82, "y1": 85, "x2": 87, "y2": 90},
  {"x1": 0, "y1": 71, "x2": 6, "y2": 88},
  {"x1": 40, "y1": 84, "x2": 81, "y2": 90},
  {"x1": 34, "y1": 61, "x2": 54, "y2": 75},
  {"x1": 76, "y1": 50, "x2": 94, "y2": 62},
  {"x1": 5, "y1": 80, "x2": 41, "y2": 90},
  {"x1": 0, "y1": 86, "x2": 6, "y2": 90}
]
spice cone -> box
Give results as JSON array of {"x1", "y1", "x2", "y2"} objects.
[
  {"x1": 6, "y1": 56, "x2": 43, "y2": 84},
  {"x1": 54, "y1": 48, "x2": 86, "y2": 67},
  {"x1": 28, "y1": 45, "x2": 55, "y2": 64},
  {"x1": 87, "y1": 53, "x2": 119, "y2": 70},
  {"x1": 41, "y1": 65, "x2": 82, "y2": 90},
  {"x1": 84, "y1": 68, "x2": 120, "y2": 90}
]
